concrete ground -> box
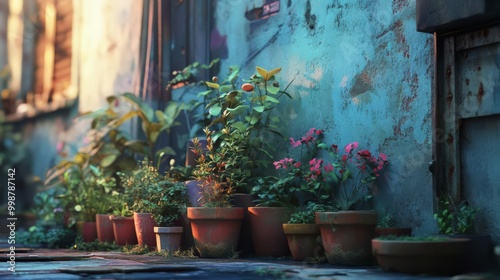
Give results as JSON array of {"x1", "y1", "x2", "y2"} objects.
[{"x1": 0, "y1": 247, "x2": 499, "y2": 280}]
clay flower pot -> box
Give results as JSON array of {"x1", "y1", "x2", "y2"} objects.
[
  {"x1": 248, "y1": 207, "x2": 291, "y2": 257},
  {"x1": 133, "y1": 212, "x2": 158, "y2": 248},
  {"x1": 231, "y1": 193, "x2": 255, "y2": 256},
  {"x1": 316, "y1": 211, "x2": 377, "y2": 266},
  {"x1": 96, "y1": 214, "x2": 115, "y2": 243},
  {"x1": 372, "y1": 237, "x2": 469, "y2": 275},
  {"x1": 109, "y1": 216, "x2": 137, "y2": 245},
  {"x1": 283, "y1": 223, "x2": 322, "y2": 261},
  {"x1": 154, "y1": 226, "x2": 183, "y2": 252},
  {"x1": 187, "y1": 207, "x2": 244, "y2": 258},
  {"x1": 76, "y1": 221, "x2": 97, "y2": 242}
]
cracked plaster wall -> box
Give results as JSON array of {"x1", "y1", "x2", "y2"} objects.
[{"x1": 214, "y1": 0, "x2": 436, "y2": 234}]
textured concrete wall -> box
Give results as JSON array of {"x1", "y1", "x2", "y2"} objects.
[
  {"x1": 76, "y1": 0, "x2": 142, "y2": 113},
  {"x1": 214, "y1": 0, "x2": 436, "y2": 234}
]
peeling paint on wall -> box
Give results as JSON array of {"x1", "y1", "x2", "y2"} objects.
[{"x1": 214, "y1": 0, "x2": 436, "y2": 234}]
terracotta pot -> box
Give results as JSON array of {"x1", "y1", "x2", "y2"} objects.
[
  {"x1": 374, "y1": 227, "x2": 412, "y2": 237},
  {"x1": 283, "y1": 223, "x2": 322, "y2": 261},
  {"x1": 96, "y1": 214, "x2": 115, "y2": 243},
  {"x1": 248, "y1": 207, "x2": 290, "y2": 257},
  {"x1": 154, "y1": 226, "x2": 183, "y2": 252},
  {"x1": 372, "y1": 238, "x2": 469, "y2": 275},
  {"x1": 133, "y1": 212, "x2": 158, "y2": 248},
  {"x1": 187, "y1": 207, "x2": 244, "y2": 258},
  {"x1": 109, "y1": 216, "x2": 137, "y2": 246},
  {"x1": 76, "y1": 221, "x2": 97, "y2": 242},
  {"x1": 316, "y1": 211, "x2": 377, "y2": 266},
  {"x1": 231, "y1": 193, "x2": 255, "y2": 256}
]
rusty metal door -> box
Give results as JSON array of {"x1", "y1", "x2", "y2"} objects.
[{"x1": 435, "y1": 24, "x2": 500, "y2": 243}]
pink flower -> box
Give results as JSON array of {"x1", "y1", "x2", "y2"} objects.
[
  {"x1": 293, "y1": 162, "x2": 301, "y2": 168},
  {"x1": 344, "y1": 142, "x2": 359, "y2": 153},
  {"x1": 342, "y1": 155, "x2": 348, "y2": 161},
  {"x1": 356, "y1": 149, "x2": 371, "y2": 158},
  {"x1": 290, "y1": 137, "x2": 301, "y2": 148},
  {"x1": 301, "y1": 135, "x2": 314, "y2": 144},
  {"x1": 324, "y1": 163, "x2": 334, "y2": 172},
  {"x1": 315, "y1": 129, "x2": 323, "y2": 135},
  {"x1": 306, "y1": 128, "x2": 316, "y2": 137},
  {"x1": 379, "y1": 153, "x2": 387, "y2": 161}
]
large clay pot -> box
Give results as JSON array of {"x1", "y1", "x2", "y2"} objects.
[
  {"x1": 316, "y1": 211, "x2": 377, "y2": 266},
  {"x1": 372, "y1": 238, "x2": 469, "y2": 275},
  {"x1": 283, "y1": 223, "x2": 322, "y2": 261},
  {"x1": 109, "y1": 216, "x2": 137, "y2": 245},
  {"x1": 187, "y1": 207, "x2": 244, "y2": 258},
  {"x1": 76, "y1": 221, "x2": 97, "y2": 242},
  {"x1": 133, "y1": 212, "x2": 158, "y2": 248},
  {"x1": 248, "y1": 207, "x2": 291, "y2": 257},
  {"x1": 96, "y1": 214, "x2": 115, "y2": 243},
  {"x1": 154, "y1": 226, "x2": 183, "y2": 252},
  {"x1": 231, "y1": 193, "x2": 255, "y2": 256}
]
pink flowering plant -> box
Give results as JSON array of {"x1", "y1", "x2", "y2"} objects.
[{"x1": 273, "y1": 128, "x2": 388, "y2": 211}]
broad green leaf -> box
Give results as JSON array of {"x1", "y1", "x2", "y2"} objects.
[
  {"x1": 231, "y1": 122, "x2": 247, "y2": 132},
  {"x1": 253, "y1": 106, "x2": 265, "y2": 113},
  {"x1": 249, "y1": 115, "x2": 259, "y2": 125},
  {"x1": 266, "y1": 85, "x2": 280, "y2": 94},
  {"x1": 165, "y1": 101, "x2": 181, "y2": 119},
  {"x1": 155, "y1": 111, "x2": 166, "y2": 123},
  {"x1": 209, "y1": 106, "x2": 222, "y2": 116},
  {"x1": 227, "y1": 66, "x2": 240, "y2": 82},
  {"x1": 227, "y1": 105, "x2": 249, "y2": 116},
  {"x1": 219, "y1": 85, "x2": 233, "y2": 93},
  {"x1": 205, "y1": 81, "x2": 220, "y2": 89},
  {"x1": 197, "y1": 90, "x2": 212, "y2": 97},
  {"x1": 122, "y1": 92, "x2": 154, "y2": 122},
  {"x1": 101, "y1": 154, "x2": 118, "y2": 167},
  {"x1": 265, "y1": 95, "x2": 280, "y2": 103}
]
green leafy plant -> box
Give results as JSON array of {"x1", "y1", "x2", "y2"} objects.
[
  {"x1": 17, "y1": 225, "x2": 76, "y2": 248},
  {"x1": 377, "y1": 213, "x2": 396, "y2": 228},
  {"x1": 434, "y1": 198, "x2": 478, "y2": 235},
  {"x1": 193, "y1": 65, "x2": 292, "y2": 195},
  {"x1": 251, "y1": 176, "x2": 298, "y2": 207},
  {"x1": 119, "y1": 158, "x2": 187, "y2": 226},
  {"x1": 288, "y1": 202, "x2": 332, "y2": 224}
]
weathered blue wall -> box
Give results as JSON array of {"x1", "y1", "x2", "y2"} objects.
[{"x1": 214, "y1": 0, "x2": 436, "y2": 234}]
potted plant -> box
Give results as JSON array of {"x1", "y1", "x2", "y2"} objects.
[
  {"x1": 151, "y1": 180, "x2": 187, "y2": 252},
  {"x1": 187, "y1": 125, "x2": 246, "y2": 258},
  {"x1": 372, "y1": 236, "x2": 469, "y2": 275},
  {"x1": 375, "y1": 213, "x2": 412, "y2": 237},
  {"x1": 120, "y1": 158, "x2": 172, "y2": 249},
  {"x1": 283, "y1": 202, "x2": 329, "y2": 261},
  {"x1": 434, "y1": 197, "x2": 493, "y2": 271},
  {"x1": 109, "y1": 203, "x2": 137, "y2": 246},
  {"x1": 268, "y1": 128, "x2": 331, "y2": 259},
  {"x1": 301, "y1": 137, "x2": 388, "y2": 266}
]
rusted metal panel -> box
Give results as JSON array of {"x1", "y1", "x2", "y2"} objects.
[
  {"x1": 455, "y1": 25, "x2": 500, "y2": 51},
  {"x1": 460, "y1": 116, "x2": 500, "y2": 242},
  {"x1": 456, "y1": 41, "x2": 500, "y2": 118},
  {"x1": 442, "y1": 36, "x2": 461, "y2": 201}
]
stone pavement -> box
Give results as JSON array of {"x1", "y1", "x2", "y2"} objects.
[{"x1": 1, "y1": 248, "x2": 499, "y2": 280}]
